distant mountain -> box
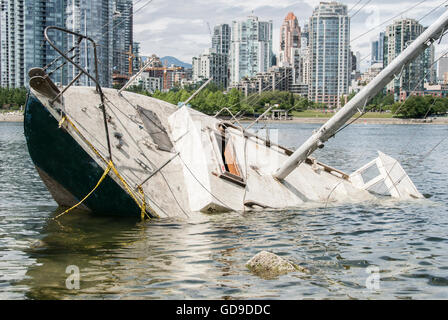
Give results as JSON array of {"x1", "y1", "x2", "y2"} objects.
[{"x1": 160, "y1": 56, "x2": 192, "y2": 69}]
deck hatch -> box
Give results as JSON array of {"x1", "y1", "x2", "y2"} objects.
[{"x1": 137, "y1": 106, "x2": 173, "y2": 152}]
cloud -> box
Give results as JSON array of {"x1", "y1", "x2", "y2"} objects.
[{"x1": 133, "y1": 0, "x2": 448, "y2": 69}]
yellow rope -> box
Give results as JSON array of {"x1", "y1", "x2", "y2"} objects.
[
  {"x1": 138, "y1": 186, "x2": 149, "y2": 220},
  {"x1": 53, "y1": 161, "x2": 112, "y2": 220},
  {"x1": 109, "y1": 162, "x2": 153, "y2": 220},
  {"x1": 54, "y1": 114, "x2": 156, "y2": 220}
]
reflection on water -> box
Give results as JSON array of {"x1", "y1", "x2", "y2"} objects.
[{"x1": 1, "y1": 122, "x2": 447, "y2": 299}]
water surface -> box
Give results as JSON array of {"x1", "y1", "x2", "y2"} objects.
[{"x1": 0, "y1": 121, "x2": 447, "y2": 299}]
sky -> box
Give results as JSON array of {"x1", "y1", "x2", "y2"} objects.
[{"x1": 132, "y1": 0, "x2": 448, "y2": 71}]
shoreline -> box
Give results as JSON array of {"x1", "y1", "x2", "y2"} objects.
[
  {"x1": 0, "y1": 112, "x2": 24, "y2": 122},
  {"x1": 240, "y1": 117, "x2": 448, "y2": 125},
  {"x1": 2, "y1": 112, "x2": 448, "y2": 125}
]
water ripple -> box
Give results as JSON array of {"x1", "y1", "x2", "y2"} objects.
[{"x1": 1, "y1": 122, "x2": 448, "y2": 299}]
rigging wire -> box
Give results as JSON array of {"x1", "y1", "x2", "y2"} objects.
[
  {"x1": 417, "y1": 0, "x2": 448, "y2": 23},
  {"x1": 99, "y1": 0, "x2": 148, "y2": 35},
  {"x1": 350, "y1": 0, "x2": 372, "y2": 19},
  {"x1": 101, "y1": 95, "x2": 191, "y2": 218},
  {"x1": 331, "y1": 46, "x2": 448, "y2": 198},
  {"x1": 321, "y1": 2, "x2": 448, "y2": 208},
  {"x1": 98, "y1": 0, "x2": 155, "y2": 43},
  {"x1": 334, "y1": 46, "x2": 448, "y2": 136},
  {"x1": 348, "y1": 0, "x2": 365, "y2": 14},
  {"x1": 351, "y1": 0, "x2": 427, "y2": 43},
  {"x1": 336, "y1": 0, "x2": 448, "y2": 135}
]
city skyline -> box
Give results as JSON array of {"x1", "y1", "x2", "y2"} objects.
[
  {"x1": 0, "y1": 0, "x2": 443, "y2": 100},
  {"x1": 133, "y1": 0, "x2": 448, "y2": 72}
]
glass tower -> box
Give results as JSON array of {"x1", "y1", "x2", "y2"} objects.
[
  {"x1": 371, "y1": 32, "x2": 384, "y2": 65},
  {"x1": 65, "y1": 0, "x2": 114, "y2": 88},
  {"x1": 212, "y1": 24, "x2": 231, "y2": 56},
  {"x1": 384, "y1": 19, "x2": 435, "y2": 95},
  {"x1": 112, "y1": 0, "x2": 133, "y2": 78},
  {"x1": 1, "y1": 0, "x2": 130, "y2": 88},
  {"x1": 230, "y1": 16, "x2": 273, "y2": 85},
  {"x1": 308, "y1": 2, "x2": 350, "y2": 108},
  {"x1": 0, "y1": 0, "x2": 66, "y2": 88}
]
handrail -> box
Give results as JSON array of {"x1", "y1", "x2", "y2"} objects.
[
  {"x1": 43, "y1": 26, "x2": 113, "y2": 161},
  {"x1": 214, "y1": 107, "x2": 244, "y2": 130},
  {"x1": 51, "y1": 72, "x2": 82, "y2": 104},
  {"x1": 44, "y1": 26, "x2": 102, "y2": 92}
]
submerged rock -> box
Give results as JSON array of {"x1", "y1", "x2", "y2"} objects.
[
  {"x1": 246, "y1": 251, "x2": 309, "y2": 278},
  {"x1": 29, "y1": 240, "x2": 47, "y2": 249}
]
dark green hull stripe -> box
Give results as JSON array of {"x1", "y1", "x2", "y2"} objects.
[{"x1": 24, "y1": 94, "x2": 141, "y2": 217}]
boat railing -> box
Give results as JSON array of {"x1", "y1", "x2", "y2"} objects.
[
  {"x1": 214, "y1": 107, "x2": 244, "y2": 130},
  {"x1": 43, "y1": 26, "x2": 105, "y2": 104},
  {"x1": 42, "y1": 26, "x2": 112, "y2": 160}
]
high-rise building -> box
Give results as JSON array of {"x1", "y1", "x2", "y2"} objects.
[
  {"x1": 1, "y1": 0, "x2": 12, "y2": 87},
  {"x1": 351, "y1": 51, "x2": 357, "y2": 73},
  {"x1": 193, "y1": 48, "x2": 228, "y2": 88},
  {"x1": 132, "y1": 41, "x2": 141, "y2": 73},
  {"x1": 423, "y1": 44, "x2": 436, "y2": 85},
  {"x1": 301, "y1": 23, "x2": 309, "y2": 47},
  {"x1": 292, "y1": 23, "x2": 310, "y2": 87},
  {"x1": 112, "y1": 0, "x2": 133, "y2": 78},
  {"x1": 0, "y1": 7, "x2": 2, "y2": 81},
  {"x1": 212, "y1": 24, "x2": 231, "y2": 56},
  {"x1": 309, "y1": 2, "x2": 350, "y2": 108},
  {"x1": 0, "y1": 0, "x2": 66, "y2": 88},
  {"x1": 211, "y1": 24, "x2": 230, "y2": 87},
  {"x1": 1, "y1": 0, "x2": 24, "y2": 87},
  {"x1": 65, "y1": 0, "x2": 114, "y2": 88},
  {"x1": 438, "y1": 55, "x2": 448, "y2": 84},
  {"x1": 279, "y1": 12, "x2": 301, "y2": 67},
  {"x1": 230, "y1": 15, "x2": 273, "y2": 85},
  {"x1": 1, "y1": 0, "x2": 128, "y2": 89},
  {"x1": 384, "y1": 18, "x2": 435, "y2": 95},
  {"x1": 26, "y1": 1, "x2": 66, "y2": 85},
  {"x1": 371, "y1": 32, "x2": 384, "y2": 65}
]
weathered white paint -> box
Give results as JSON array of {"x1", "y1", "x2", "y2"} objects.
[
  {"x1": 350, "y1": 151, "x2": 423, "y2": 199},
  {"x1": 30, "y1": 84, "x2": 421, "y2": 218}
]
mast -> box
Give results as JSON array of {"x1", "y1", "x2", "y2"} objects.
[{"x1": 274, "y1": 9, "x2": 448, "y2": 180}]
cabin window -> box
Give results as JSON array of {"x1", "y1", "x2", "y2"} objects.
[{"x1": 212, "y1": 131, "x2": 245, "y2": 187}]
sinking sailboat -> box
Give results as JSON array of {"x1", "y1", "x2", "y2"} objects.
[{"x1": 25, "y1": 9, "x2": 448, "y2": 219}]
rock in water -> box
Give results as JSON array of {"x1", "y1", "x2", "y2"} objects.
[
  {"x1": 246, "y1": 251, "x2": 308, "y2": 278},
  {"x1": 29, "y1": 240, "x2": 46, "y2": 249}
]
